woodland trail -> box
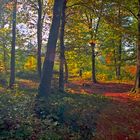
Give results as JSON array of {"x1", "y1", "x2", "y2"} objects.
[
  {"x1": 66, "y1": 80, "x2": 134, "y2": 102},
  {"x1": 17, "y1": 79, "x2": 135, "y2": 102}
]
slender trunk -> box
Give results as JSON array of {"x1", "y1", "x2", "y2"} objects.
[
  {"x1": 92, "y1": 2, "x2": 103, "y2": 83},
  {"x1": 133, "y1": 0, "x2": 140, "y2": 93},
  {"x1": 9, "y1": 0, "x2": 17, "y2": 88},
  {"x1": 3, "y1": 45, "x2": 7, "y2": 73},
  {"x1": 116, "y1": 5, "x2": 122, "y2": 80},
  {"x1": 89, "y1": 18, "x2": 97, "y2": 83},
  {"x1": 59, "y1": 0, "x2": 66, "y2": 91},
  {"x1": 91, "y1": 43, "x2": 97, "y2": 83},
  {"x1": 88, "y1": 1, "x2": 103, "y2": 83},
  {"x1": 114, "y1": 49, "x2": 118, "y2": 77},
  {"x1": 64, "y1": 58, "x2": 68, "y2": 83},
  {"x1": 37, "y1": 0, "x2": 43, "y2": 78},
  {"x1": 38, "y1": 0, "x2": 63, "y2": 97},
  {"x1": 116, "y1": 37, "x2": 122, "y2": 80},
  {"x1": 2, "y1": 23, "x2": 7, "y2": 73},
  {"x1": 85, "y1": 2, "x2": 102, "y2": 83}
]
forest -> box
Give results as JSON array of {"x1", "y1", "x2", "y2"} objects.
[{"x1": 0, "y1": 0, "x2": 140, "y2": 139}]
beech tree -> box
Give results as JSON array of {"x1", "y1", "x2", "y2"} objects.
[
  {"x1": 59, "y1": 0, "x2": 67, "y2": 91},
  {"x1": 0, "y1": 2, "x2": 11, "y2": 73},
  {"x1": 27, "y1": 0, "x2": 49, "y2": 78},
  {"x1": 9, "y1": 0, "x2": 17, "y2": 88},
  {"x1": 37, "y1": 0, "x2": 43, "y2": 78},
  {"x1": 116, "y1": 0, "x2": 140, "y2": 93},
  {"x1": 38, "y1": 0, "x2": 64, "y2": 97},
  {"x1": 133, "y1": 0, "x2": 140, "y2": 93}
]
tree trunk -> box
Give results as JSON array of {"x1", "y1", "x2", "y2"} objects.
[
  {"x1": 89, "y1": 18, "x2": 97, "y2": 83},
  {"x1": 3, "y1": 44, "x2": 7, "y2": 73},
  {"x1": 132, "y1": 0, "x2": 140, "y2": 93},
  {"x1": 64, "y1": 58, "x2": 68, "y2": 83},
  {"x1": 116, "y1": 5, "x2": 122, "y2": 80},
  {"x1": 9, "y1": 0, "x2": 17, "y2": 89},
  {"x1": 2, "y1": 22, "x2": 7, "y2": 73},
  {"x1": 59, "y1": 0, "x2": 66, "y2": 92},
  {"x1": 91, "y1": 43, "x2": 97, "y2": 83},
  {"x1": 88, "y1": 6, "x2": 102, "y2": 83},
  {"x1": 116, "y1": 37, "x2": 122, "y2": 80},
  {"x1": 38, "y1": 0, "x2": 63, "y2": 97},
  {"x1": 37, "y1": 0, "x2": 43, "y2": 78}
]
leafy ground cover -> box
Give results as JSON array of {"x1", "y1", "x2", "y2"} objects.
[
  {"x1": 0, "y1": 85, "x2": 109, "y2": 139},
  {"x1": 66, "y1": 80, "x2": 140, "y2": 139},
  {"x1": 0, "y1": 79, "x2": 140, "y2": 140}
]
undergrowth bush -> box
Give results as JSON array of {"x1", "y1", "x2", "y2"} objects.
[
  {"x1": 0, "y1": 89, "x2": 110, "y2": 140},
  {"x1": 16, "y1": 71, "x2": 39, "y2": 81},
  {"x1": 0, "y1": 91, "x2": 63, "y2": 140},
  {"x1": 0, "y1": 74, "x2": 8, "y2": 86}
]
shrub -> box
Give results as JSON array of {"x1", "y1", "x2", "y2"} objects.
[
  {"x1": 0, "y1": 74, "x2": 8, "y2": 86},
  {"x1": 16, "y1": 71, "x2": 39, "y2": 81},
  {"x1": 0, "y1": 92, "x2": 62, "y2": 140},
  {"x1": 96, "y1": 73, "x2": 108, "y2": 81}
]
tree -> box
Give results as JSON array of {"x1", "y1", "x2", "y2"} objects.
[
  {"x1": 38, "y1": 0, "x2": 64, "y2": 97},
  {"x1": 80, "y1": 0, "x2": 104, "y2": 83},
  {"x1": 116, "y1": 3, "x2": 122, "y2": 80},
  {"x1": 0, "y1": 4, "x2": 11, "y2": 73},
  {"x1": 59, "y1": 0, "x2": 67, "y2": 91},
  {"x1": 110, "y1": 0, "x2": 139, "y2": 92},
  {"x1": 36, "y1": 0, "x2": 49, "y2": 78},
  {"x1": 9, "y1": 0, "x2": 17, "y2": 88},
  {"x1": 24, "y1": 0, "x2": 49, "y2": 78},
  {"x1": 37, "y1": 0, "x2": 43, "y2": 78},
  {"x1": 133, "y1": 0, "x2": 140, "y2": 93}
]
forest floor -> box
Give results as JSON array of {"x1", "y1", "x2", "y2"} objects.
[
  {"x1": 17, "y1": 79, "x2": 140, "y2": 139},
  {"x1": 0, "y1": 79, "x2": 140, "y2": 139},
  {"x1": 65, "y1": 80, "x2": 140, "y2": 139}
]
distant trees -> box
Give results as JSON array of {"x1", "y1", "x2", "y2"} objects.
[
  {"x1": 27, "y1": 0, "x2": 49, "y2": 79},
  {"x1": 0, "y1": 3, "x2": 10, "y2": 73}
]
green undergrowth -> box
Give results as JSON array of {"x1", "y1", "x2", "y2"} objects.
[{"x1": 0, "y1": 87, "x2": 110, "y2": 140}]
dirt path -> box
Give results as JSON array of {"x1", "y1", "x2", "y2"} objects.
[{"x1": 66, "y1": 80, "x2": 133, "y2": 102}]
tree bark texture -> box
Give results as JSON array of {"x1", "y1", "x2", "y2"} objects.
[
  {"x1": 9, "y1": 0, "x2": 17, "y2": 88},
  {"x1": 59, "y1": 0, "x2": 66, "y2": 91},
  {"x1": 91, "y1": 43, "x2": 97, "y2": 83},
  {"x1": 116, "y1": 5, "x2": 122, "y2": 80},
  {"x1": 116, "y1": 37, "x2": 122, "y2": 80},
  {"x1": 64, "y1": 58, "x2": 68, "y2": 83},
  {"x1": 38, "y1": 0, "x2": 64, "y2": 97},
  {"x1": 37, "y1": 0, "x2": 43, "y2": 78}
]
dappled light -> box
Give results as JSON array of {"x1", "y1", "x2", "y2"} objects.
[
  {"x1": 0, "y1": 0, "x2": 140, "y2": 139},
  {"x1": 66, "y1": 80, "x2": 133, "y2": 94}
]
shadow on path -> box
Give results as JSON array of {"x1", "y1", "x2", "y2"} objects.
[{"x1": 66, "y1": 81, "x2": 133, "y2": 94}]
